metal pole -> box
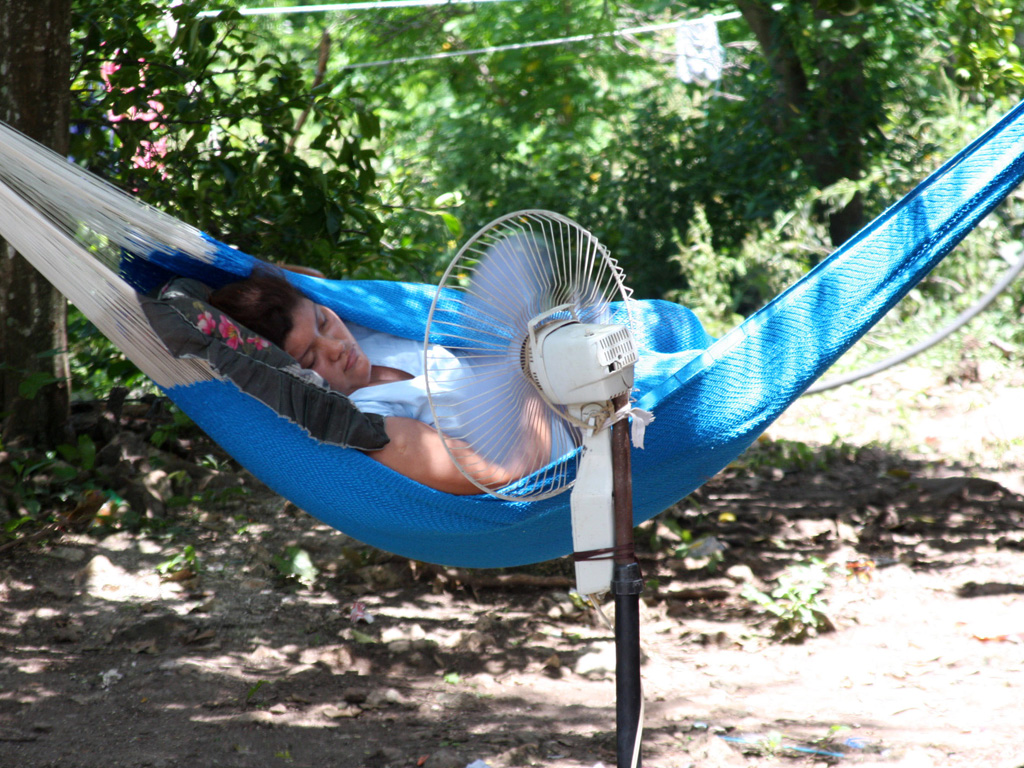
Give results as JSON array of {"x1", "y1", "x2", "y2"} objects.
[{"x1": 611, "y1": 395, "x2": 643, "y2": 768}]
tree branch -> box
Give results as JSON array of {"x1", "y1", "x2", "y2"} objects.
[
  {"x1": 288, "y1": 30, "x2": 331, "y2": 154},
  {"x1": 735, "y1": 0, "x2": 809, "y2": 121}
]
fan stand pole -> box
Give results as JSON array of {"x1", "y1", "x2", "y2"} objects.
[{"x1": 611, "y1": 394, "x2": 644, "y2": 768}]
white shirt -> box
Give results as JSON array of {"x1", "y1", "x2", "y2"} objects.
[
  {"x1": 347, "y1": 324, "x2": 573, "y2": 466},
  {"x1": 346, "y1": 324, "x2": 455, "y2": 426}
]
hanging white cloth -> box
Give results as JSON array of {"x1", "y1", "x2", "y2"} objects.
[{"x1": 675, "y1": 18, "x2": 724, "y2": 83}]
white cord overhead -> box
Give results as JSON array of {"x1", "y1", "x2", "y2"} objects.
[
  {"x1": 196, "y1": 2, "x2": 746, "y2": 73},
  {"x1": 341, "y1": 16, "x2": 741, "y2": 70},
  {"x1": 198, "y1": 0, "x2": 522, "y2": 16}
]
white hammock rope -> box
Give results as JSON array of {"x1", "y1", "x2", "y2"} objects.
[
  {"x1": 0, "y1": 123, "x2": 218, "y2": 270},
  {"x1": 0, "y1": 124, "x2": 217, "y2": 388}
]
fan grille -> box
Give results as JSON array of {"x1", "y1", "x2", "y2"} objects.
[{"x1": 424, "y1": 210, "x2": 634, "y2": 500}]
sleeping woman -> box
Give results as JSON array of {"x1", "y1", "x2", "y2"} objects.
[{"x1": 208, "y1": 271, "x2": 553, "y2": 495}]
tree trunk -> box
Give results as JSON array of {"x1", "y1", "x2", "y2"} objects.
[
  {"x1": 0, "y1": 0, "x2": 73, "y2": 448},
  {"x1": 735, "y1": 0, "x2": 809, "y2": 122},
  {"x1": 736, "y1": 0, "x2": 870, "y2": 250}
]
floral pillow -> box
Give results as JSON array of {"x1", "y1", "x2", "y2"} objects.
[
  {"x1": 196, "y1": 308, "x2": 271, "y2": 353},
  {"x1": 139, "y1": 277, "x2": 389, "y2": 451}
]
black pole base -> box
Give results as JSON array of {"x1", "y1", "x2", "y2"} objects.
[{"x1": 614, "y1": 561, "x2": 644, "y2": 768}]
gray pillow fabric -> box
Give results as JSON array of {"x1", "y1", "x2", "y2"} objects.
[{"x1": 140, "y1": 277, "x2": 389, "y2": 452}]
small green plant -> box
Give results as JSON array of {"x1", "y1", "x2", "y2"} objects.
[
  {"x1": 817, "y1": 724, "x2": 853, "y2": 747},
  {"x1": 743, "y1": 558, "x2": 833, "y2": 643},
  {"x1": 156, "y1": 544, "x2": 200, "y2": 577},
  {"x1": 351, "y1": 629, "x2": 376, "y2": 644},
  {"x1": 271, "y1": 546, "x2": 319, "y2": 588},
  {"x1": 1, "y1": 441, "x2": 108, "y2": 532},
  {"x1": 245, "y1": 679, "x2": 269, "y2": 705},
  {"x1": 167, "y1": 483, "x2": 248, "y2": 511},
  {"x1": 760, "y1": 731, "x2": 785, "y2": 756},
  {"x1": 661, "y1": 518, "x2": 726, "y2": 571},
  {"x1": 738, "y1": 436, "x2": 856, "y2": 476},
  {"x1": 3, "y1": 455, "x2": 51, "y2": 519},
  {"x1": 56, "y1": 434, "x2": 97, "y2": 472},
  {"x1": 674, "y1": 534, "x2": 726, "y2": 572},
  {"x1": 567, "y1": 590, "x2": 596, "y2": 611},
  {"x1": 150, "y1": 406, "x2": 194, "y2": 449},
  {"x1": 3, "y1": 515, "x2": 37, "y2": 536}
]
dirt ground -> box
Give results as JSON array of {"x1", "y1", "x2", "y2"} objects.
[{"x1": 2, "y1": 360, "x2": 1024, "y2": 768}]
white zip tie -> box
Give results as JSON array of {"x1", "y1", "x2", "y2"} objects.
[{"x1": 601, "y1": 400, "x2": 654, "y2": 449}]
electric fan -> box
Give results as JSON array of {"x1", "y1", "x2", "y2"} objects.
[
  {"x1": 424, "y1": 210, "x2": 641, "y2": 592},
  {"x1": 425, "y1": 210, "x2": 647, "y2": 768}
]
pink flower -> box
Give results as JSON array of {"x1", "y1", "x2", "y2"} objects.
[
  {"x1": 100, "y1": 61, "x2": 120, "y2": 93},
  {"x1": 101, "y1": 56, "x2": 169, "y2": 177},
  {"x1": 135, "y1": 99, "x2": 164, "y2": 126},
  {"x1": 196, "y1": 311, "x2": 216, "y2": 335},
  {"x1": 248, "y1": 337, "x2": 270, "y2": 351},
  {"x1": 134, "y1": 135, "x2": 169, "y2": 177},
  {"x1": 218, "y1": 316, "x2": 241, "y2": 350},
  {"x1": 349, "y1": 601, "x2": 374, "y2": 624}
]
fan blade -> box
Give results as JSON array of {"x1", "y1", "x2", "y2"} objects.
[{"x1": 425, "y1": 210, "x2": 633, "y2": 500}]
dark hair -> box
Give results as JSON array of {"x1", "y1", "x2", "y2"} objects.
[{"x1": 208, "y1": 271, "x2": 306, "y2": 349}]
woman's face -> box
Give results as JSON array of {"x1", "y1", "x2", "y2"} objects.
[{"x1": 283, "y1": 299, "x2": 371, "y2": 395}]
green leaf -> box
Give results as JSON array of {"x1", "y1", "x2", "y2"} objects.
[
  {"x1": 4, "y1": 517, "x2": 36, "y2": 534},
  {"x1": 437, "y1": 212, "x2": 462, "y2": 237},
  {"x1": 246, "y1": 680, "x2": 269, "y2": 703},
  {"x1": 351, "y1": 629, "x2": 376, "y2": 644},
  {"x1": 51, "y1": 465, "x2": 79, "y2": 482},
  {"x1": 157, "y1": 544, "x2": 199, "y2": 575},
  {"x1": 18, "y1": 371, "x2": 59, "y2": 399},
  {"x1": 272, "y1": 546, "x2": 319, "y2": 588}
]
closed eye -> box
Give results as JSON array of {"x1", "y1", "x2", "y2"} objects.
[{"x1": 300, "y1": 308, "x2": 327, "y2": 368}]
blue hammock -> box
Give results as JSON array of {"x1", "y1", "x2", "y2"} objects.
[
  {"x1": 3, "y1": 103, "x2": 1022, "y2": 569},
  {"x1": 107, "y1": 100, "x2": 1024, "y2": 568}
]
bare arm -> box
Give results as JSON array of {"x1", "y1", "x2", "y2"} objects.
[
  {"x1": 278, "y1": 263, "x2": 326, "y2": 278},
  {"x1": 368, "y1": 416, "x2": 531, "y2": 495}
]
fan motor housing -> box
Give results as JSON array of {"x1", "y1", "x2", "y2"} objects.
[{"x1": 525, "y1": 320, "x2": 637, "y2": 405}]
